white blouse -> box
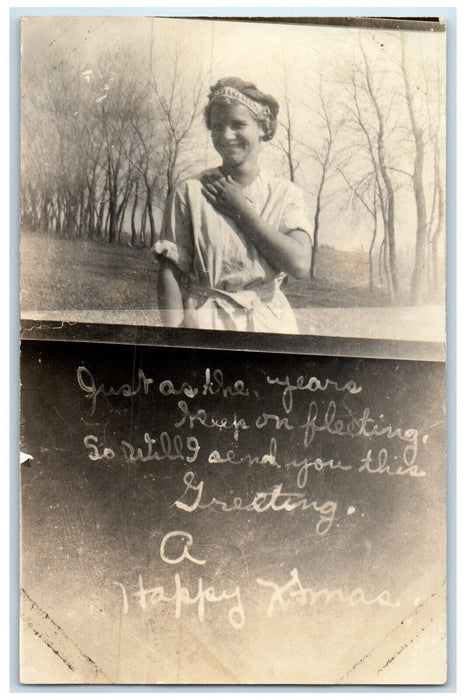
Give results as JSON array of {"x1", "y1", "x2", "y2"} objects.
[{"x1": 154, "y1": 168, "x2": 313, "y2": 333}]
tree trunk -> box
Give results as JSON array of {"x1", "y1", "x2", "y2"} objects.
[
  {"x1": 55, "y1": 199, "x2": 63, "y2": 235},
  {"x1": 77, "y1": 190, "x2": 85, "y2": 238},
  {"x1": 286, "y1": 123, "x2": 295, "y2": 183},
  {"x1": 311, "y1": 190, "x2": 322, "y2": 279},
  {"x1": 86, "y1": 180, "x2": 96, "y2": 239},
  {"x1": 131, "y1": 185, "x2": 139, "y2": 247},
  {"x1": 96, "y1": 177, "x2": 108, "y2": 239},
  {"x1": 117, "y1": 177, "x2": 133, "y2": 243},
  {"x1": 140, "y1": 203, "x2": 147, "y2": 247},
  {"x1": 107, "y1": 190, "x2": 118, "y2": 244},
  {"x1": 362, "y1": 48, "x2": 399, "y2": 297},
  {"x1": 401, "y1": 37, "x2": 429, "y2": 304},
  {"x1": 431, "y1": 177, "x2": 445, "y2": 296},
  {"x1": 368, "y1": 213, "x2": 377, "y2": 291},
  {"x1": 146, "y1": 187, "x2": 156, "y2": 248},
  {"x1": 117, "y1": 194, "x2": 130, "y2": 243},
  {"x1": 409, "y1": 141, "x2": 428, "y2": 304}
]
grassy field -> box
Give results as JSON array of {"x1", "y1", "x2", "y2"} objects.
[{"x1": 21, "y1": 229, "x2": 415, "y2": 312}]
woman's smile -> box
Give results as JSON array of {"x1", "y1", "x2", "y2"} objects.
[{"x1": 210, "y1": 102, "x2": 263, "y2": 168}]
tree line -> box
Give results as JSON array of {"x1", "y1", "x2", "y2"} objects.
[{"x1": 21, "y1": 46, "x2": 206, "y2": 248}]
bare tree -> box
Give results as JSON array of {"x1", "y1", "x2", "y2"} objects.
[
  {"x1": 421, "y1": 46, "x2": 446, "y2": 300},
  {"x1": 301, "y1": 85, "x2": 345, "y2": 279},
  {"x1": 273, "y1": 63, "x2": 302, "y2": 184},
  {"x1": 150, "y1": 42, "x2": 206, "y2": 197},
  {"x1": 400, "y1": 36, "x2": 429, "y2": 304},
  {"x1": 337, "y1": 168, "x2": 380, "y2": 291},
  {"x1": 360, "y1": 45, "x2": 399, "y2": 297},
  {"x1": 21, "y1": 44, "x2": 181, "y2": 246},
  {"x1": 335, "y1": 39, "x2": 405, "y2": 300},
  {"x1": 272, "y1": 60, "x2": 345, "y2": 280}
]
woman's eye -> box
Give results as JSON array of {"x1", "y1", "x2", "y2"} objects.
[{"x1": 211, "y1": 121, "x2": 247, "y2": 133}]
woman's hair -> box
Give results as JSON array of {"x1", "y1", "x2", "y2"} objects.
[{"x1": 204, "y1": 76, "x2": 279, "y2": 142}]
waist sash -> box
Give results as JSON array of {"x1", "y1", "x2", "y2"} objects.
[{"x1": 185, "y1": 279, "x2": 281, "y2": 331}]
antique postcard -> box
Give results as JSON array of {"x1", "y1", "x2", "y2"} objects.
[
  {"x1": 20, "y1": 15, "x2": 446, "y2": 351},
  {"x1": 19, "y1": 15, "x2": 448, "y2": 685}
]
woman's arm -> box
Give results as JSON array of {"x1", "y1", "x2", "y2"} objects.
[
  {"x1": 236, "y1": 207, "x2": 311, "y2": 279},
  {"x1": 202, "y1": 176, "x2": 311, "y2": 279},
  {"x1": 156, "y1": 258, "x2": 185, "y2": 327}
]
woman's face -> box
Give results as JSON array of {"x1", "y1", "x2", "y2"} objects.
[{"x1": 209, "y1": 101, "x2": 264, "y2": 168}]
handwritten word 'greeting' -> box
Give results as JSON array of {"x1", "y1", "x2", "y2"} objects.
[{"x1": 174, "y1": 471, "x2": 337, "y2": 535}]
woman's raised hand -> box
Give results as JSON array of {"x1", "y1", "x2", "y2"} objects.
[{"x1": 201, "y1": 174, "x2": 251, "y2": 222}]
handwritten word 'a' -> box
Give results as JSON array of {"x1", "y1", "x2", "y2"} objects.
[
  {"x1": 159, "y1": 531, "x2": 206, "y2": 566},
  {"x1": 174, "y1": 472, "x2": 337, "y2": 535},
  {"x1": 267, "y1": 375, "x2": 362, "y2": 413},
  {"x1": 114, "y1": 573, "x2": 244, "y2": 629},
  {"x1": 77, "y1": 366, "x2": 153, "y2": 415},
  {"x1": 257, "y1": 568, "x2": 399, "y2": 617}
]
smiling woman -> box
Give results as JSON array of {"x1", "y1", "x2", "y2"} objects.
[{"x1": 153, "y1": 76, "x2": 313, "y2": 334}]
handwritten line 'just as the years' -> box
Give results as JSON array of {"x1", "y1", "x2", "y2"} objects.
[{"x1": 77, "y1": 365, "x2": 363, "y2": 415}]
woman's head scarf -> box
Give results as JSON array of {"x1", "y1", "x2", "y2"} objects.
[{"x1": 205, "y1": 77, "x2": 279, "y2": 141}]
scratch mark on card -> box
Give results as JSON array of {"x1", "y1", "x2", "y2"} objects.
[
  {"x1": 20, "y1": 588, "x2": 109, "y2": 683},
  {"x1": 22, "y1": 321, "x2": 78, "y2": 332},
  {"x1": 337, "y1": 582, "x2": 446, "y2": 683}
]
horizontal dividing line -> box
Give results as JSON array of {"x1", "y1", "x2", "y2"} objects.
[
  {"x1": 20, "y1": 320, "x2": 445, "y2": 362},
  {"x1": 182, "y1": 16, "x2": 446, "y2": 33}
]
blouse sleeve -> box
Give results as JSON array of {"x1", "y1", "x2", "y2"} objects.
[
  {"x1": 153, "y1": 184, "x2": 194, "y2": 274},
  {"x1": 279, "y1": 182, "x2": 314, "y2": 243}
]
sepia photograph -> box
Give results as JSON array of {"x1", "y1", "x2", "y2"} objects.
[
  {"x1": 20, "y1": 15, "x2": 446, "y2": 350},
  {"x1": 18, "y1": 13, "x2": 449, "y2": 687}
]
